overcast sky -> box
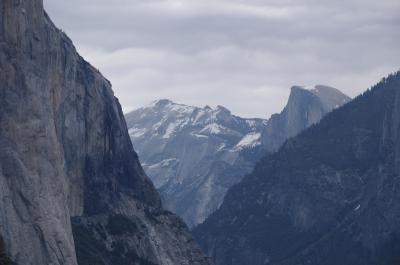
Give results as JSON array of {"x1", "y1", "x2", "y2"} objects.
[{"x1": 44, "y1": 0, "x2": 400, "y2": 118}]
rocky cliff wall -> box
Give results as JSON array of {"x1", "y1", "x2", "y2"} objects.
[{"x1": 0, "y1": 1, "x2": 211, "y2": 264}]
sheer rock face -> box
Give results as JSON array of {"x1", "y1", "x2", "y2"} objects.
[
  {"x1": 125, "y1": 87, "x2": 349, "y2": 228},
  {"x1": 194, "y1": 73, "x2": 400, "y2": 265},
  {"x1": 0, "y1": 1, "x2": 211, "y2": 265},
  {"x1": 262, "y1": 85, "x2": 350, "y2": 152}
]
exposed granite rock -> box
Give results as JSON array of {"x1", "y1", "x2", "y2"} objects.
[
  {"x1": 125, "y1": 87, "x2": 349, "y2": 228},
  {"x1": 194, "y1": 72, "x2": 400, "y2": 265},
  {"x1": 262, "y1": 85, "x2": 350, "y2": 152},
  {"x1": 125, "y1": 101, "x2": 267, "y2": 228},
  {"x1": 0, "y1": 1, "x2": 211, "y2": 265}
]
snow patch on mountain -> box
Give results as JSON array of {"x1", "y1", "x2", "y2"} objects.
[
  {"x1": 234, "y1": 132, "x2": 262, "y2": 151},
  {"x1": 147, "y1": 158, "x2": 179, "y2": 169},
  {"x1": 163, "y1": 120, "x2": 187, "y2": 138},
  {"x1": 192, "y1": 133, "x2": 209, "y2": 138},
  {"x1": 128, "y1": 127, "x2": 147, "y2": 138},
  {"x1": 125, "y1": 100, "x2": 268, "y2": 227},
  {"x1": 200, "y1": 123, "x2": 228, "y2": 135}
]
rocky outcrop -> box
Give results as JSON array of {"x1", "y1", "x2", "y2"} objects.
[
  {"x1": 193, "y1": 72, "x2": 400, "y2": 265},
  {"x1": 0, "y1": 1, "x2": 211, "y2": 264},
  {"x1": 125, "y1": 87, "x2": 349, "y2": 228}
]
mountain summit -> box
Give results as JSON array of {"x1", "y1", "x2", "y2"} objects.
[
  {"x1": 262, "y1": 85, "x2": 350, "y2": 152},
  {"x1": 125, "y1": 86, "x2": 350, "y2": 227},
  {"x1": 125, "y1": 100, "x2": 267, "y2": 227}
]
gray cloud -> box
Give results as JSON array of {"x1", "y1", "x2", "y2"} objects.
[{"x1": 44, "y1": 0, "x2": 400, "y2": 118}]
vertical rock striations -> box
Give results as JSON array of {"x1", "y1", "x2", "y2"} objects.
[
  {"x1": 193, "y1": 72, "x2": 400, "y2": 265},
  {"x1": 262, "y1": 85, "x2": 350, "y2": 152},
  {"x1": 0, "y1": 1, "x2": 211, "y2": 265}
]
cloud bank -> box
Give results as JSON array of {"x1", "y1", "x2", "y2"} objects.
[{"x1": 44, "y1": 0, "x2": 400, "y2": 118}]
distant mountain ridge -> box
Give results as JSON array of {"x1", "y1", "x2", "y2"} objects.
[
  {"x1": 125, "y1": 85, "x2": 350, "y2": 227},
  {"x1": 125, "y1": 99, "x2": 268, "y2": 228}
]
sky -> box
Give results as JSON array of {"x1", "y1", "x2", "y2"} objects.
[{"x1": 43, "y1": 0, "x2": 400, "y2": 118}]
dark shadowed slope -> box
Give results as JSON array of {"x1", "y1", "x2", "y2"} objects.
[{"x1": 194, "y1": 72, "x2": 400, "y2": 265}]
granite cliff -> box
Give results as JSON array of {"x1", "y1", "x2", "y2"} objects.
[
  {"x1": 0, "y1": 1, "x2": 211, "y2": 264},
  {"x1": 262, "y1": 85, "x2": 350, "y2": 152}
]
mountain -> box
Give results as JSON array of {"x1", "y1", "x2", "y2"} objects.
[
  {"x1": 125, "y1": 100, "x2": 267, "y2": 228},
  {"x1": 262, "y1": 85, "x2": 350, "y2": 152},
  {"x1": 193, "y1": 72, "x2": 400, "y2": 265},
  {"x1": 0, "y1": 1, "x2": 211, "y2": 265},
  {"x1": 125, "y1": 87, "x2": 349, "y2": 227}
]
